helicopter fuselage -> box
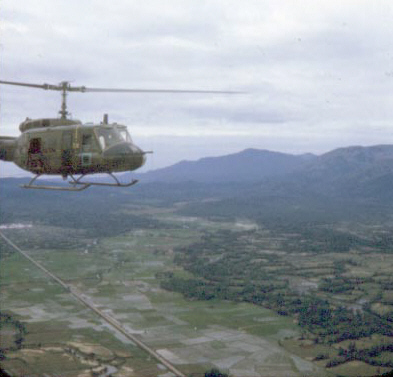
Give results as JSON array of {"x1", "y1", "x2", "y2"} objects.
[
  {"x1": 0, "y1": 117, "x2": 146, "y2": 177},
  {"x1": 0, "y1": 78, "x2": 232, "y2": 190}
]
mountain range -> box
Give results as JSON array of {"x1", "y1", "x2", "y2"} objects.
[
  {"x1": 133, "y1": 148, "x2": 316, "y2": 183},
  {"x1": 149, "y1": 144, "x2": 393, "y2": 225},
  {"x1": 130, "y1": 144, "x2": 393, "y2": 200}
]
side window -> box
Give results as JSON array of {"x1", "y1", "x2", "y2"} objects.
[
  {"x1": 99, "y1": 136, "x2": 106, "y2": 150},
  {"x1": 82, "y1": 133, "x2": 94, "y2": 152},
  {"x1": 29, "y1": 138, "x2": 42, "y2": 154}
]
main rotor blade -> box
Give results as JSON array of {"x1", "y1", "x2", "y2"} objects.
[
  {"x1": 82, "y1": 87, "x2": 240, "y2": 94},
  {"x1": 0, "y1": 80, "x2": 242, "y2": 94},
  {"x1": 0, "y1": 80, "x2": 61, "y2": 90}
]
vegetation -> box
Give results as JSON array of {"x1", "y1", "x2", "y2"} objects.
[
  {"x1": 158, "y1": 227, "x2": 393, "y2": 370},
  {"x1": 0, "y1": 180, "x2": 167, "y2": 239},
  {"x1": 204, "y1": 368, "x2": 229, "y2": 377},
  {"x1": 0, "y1": 312, "x2": 27, "y2": 360},
  {"x1": 1, "y1": 176, "x2": 393, "y2": 374},
  {"x1": 327, "y1": 342, "x2": 393, "y2": 368}
]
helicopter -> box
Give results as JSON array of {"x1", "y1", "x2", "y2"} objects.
[{"x1": 0, "y1": 80, "x2": 233, "y2": 191}]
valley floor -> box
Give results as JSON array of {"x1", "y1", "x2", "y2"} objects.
[
  {"x1": 1, "y1": 204, "x2": 392, "y2": 376},
  {"x1": 0, "y1": 214, "x2": 324, "y2": 377}
]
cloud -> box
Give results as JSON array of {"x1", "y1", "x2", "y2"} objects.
[{"x1": 1, "y1": 0, "x2": 393, "y2": 170}]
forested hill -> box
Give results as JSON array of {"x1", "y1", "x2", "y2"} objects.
[
  {"x1": 132, "y1": 148, "x2": 316, "y2": 182},
  {"x1": 135, "y1": 144, "x2": 392, "y2": 195},
  {"x1": 130, "y1": 145, "x2": 393, "y2": 198},
  {"x1": 174, "y1": 144, "x2": 393, "y2": 226},
  {"x1": 292, "y1": 145, "x2": 393, "y2": 199}
]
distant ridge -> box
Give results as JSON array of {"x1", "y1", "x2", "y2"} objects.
[
  {"x1": 165, "y1": 144, "x2": 393, "y2": 224},
  {"x1": 294, "y1": 144, "x2": 393, "y2": 198},
  {"x1": 305, "y1": 145, "x2": 393, "y2": 178},
  {"x1": 132, "y1": 148, "x2": 316, "y2": 183},
  {"x1": 124, "y1": 144, "x2": 393, "y2": 197}
]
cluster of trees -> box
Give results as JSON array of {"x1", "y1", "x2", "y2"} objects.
[
  {"x1": 319, "y1": 277, "x2": 356, "y2": 293},
  {"x1": 159, "y1": 227, "x2": 393, "y2": 369},
  {"x1": 319, "y1": 276, "x2": 375, "y2": 294},
  {"x1": 179, "y1": 185, "x2": 393, "y2": 254},
  {"x1": 299, "y1": 304, "x2": 393, "y2": 343},
  {"x1": 173, "y1": 230, "x2": 288, "y2": 281},
  {"x1": 274, "y1": 226, "x2": 393, "y2": 255},
  {"x1": 203, "y1": 368, "x2": 229, "y2": 377},
  {"x1": 161, "y1": 272, "x2": 393, "y2": 345},
  {"x1": 280, "y1": 227, "x2": 367, "y2": 253},
  {"x1": 0, "y1": 312, "x2": 27, "y2": 360},
  {"x1": 327, "y1": 342, "x2": 393, "y2": 368}
]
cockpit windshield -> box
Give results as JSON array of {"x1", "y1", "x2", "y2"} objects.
[
  {"x1": 95, "y1": 127, "x2": 130, "y2": 150},
  {"x1": 116, "y1": 126, "x2": 132, "y2": 143}
]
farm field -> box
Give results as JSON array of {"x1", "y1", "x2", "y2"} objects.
[
  {"x1": 153, "y1": 213, "x2": 393, "y2": 376},
  {"x1": 0, "y1": 213, "x2": 326, "y2": 377}
]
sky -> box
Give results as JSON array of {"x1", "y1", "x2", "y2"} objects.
[{"x1": 1, "y1": 0, "x2": 393, "y2": 175}]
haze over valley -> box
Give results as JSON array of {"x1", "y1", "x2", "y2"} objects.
[{"x1": 1, "y1": 144, "x2": 393, "y2": 376}]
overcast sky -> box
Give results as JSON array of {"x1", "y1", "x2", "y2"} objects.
[{"x1": 1, "y1": 0, "x2": 393, "y2": 175}]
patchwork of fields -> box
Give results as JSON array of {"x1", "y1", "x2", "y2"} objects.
[{"x1": 0, "y1": 215, "x2": 327, "y2": 377}]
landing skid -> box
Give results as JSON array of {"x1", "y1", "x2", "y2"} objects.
[
  {"x1": 21, "y1": 173, "x2": 138, "y2": 191},
  {"x1": 70, "y1": 173, "x2": 138, "y2": 187},
  {"x1": 21, "y1": 175, "x2": 91, "y2": 191}
]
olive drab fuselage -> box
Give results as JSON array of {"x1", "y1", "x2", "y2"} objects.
[
  {"x1": 1, "y1": 117, "x2": 146, "y2": 177},
  {"x1": 0, "y1": 79, "x2": 232, "y2": 190}
]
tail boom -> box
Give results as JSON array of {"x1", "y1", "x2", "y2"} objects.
[{"x1": 0, "y1": 137, "x2": 17, "y2": 161}]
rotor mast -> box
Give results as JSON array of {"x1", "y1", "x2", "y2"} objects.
[
  {"x1": 60, "y1": 81, "x2": 70, "y2": 119},
  {"x1": 0, "y1": 79, "x2": 79, "y2": 120}
]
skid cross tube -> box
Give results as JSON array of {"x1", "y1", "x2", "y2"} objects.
[{"x1": 70, "y1": 172, "x2": 138, "y2": 187}]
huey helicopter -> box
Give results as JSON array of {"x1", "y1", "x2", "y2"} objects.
[{"x1": 0, "y1": 80, "x2": 232, "y2": 191}]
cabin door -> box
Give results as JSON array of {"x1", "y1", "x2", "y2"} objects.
[
  {"x1": 61, "y1": 131, "x2": 73, "y2": 175},
  {"x1": 27, "y1": 137, "x2": 43, "y2": 172}
]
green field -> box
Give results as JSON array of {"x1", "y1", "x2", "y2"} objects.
[
  {"x1": 1, "y1": 202, "x2": 392, "y2": 376},
  {"x1": 0, "y1": 213, "x2": 327, "y2": 377}
]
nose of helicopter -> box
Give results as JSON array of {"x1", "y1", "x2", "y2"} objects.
[{"x1": 103, "y1": 142, "x2": 146, "y2": 170}]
